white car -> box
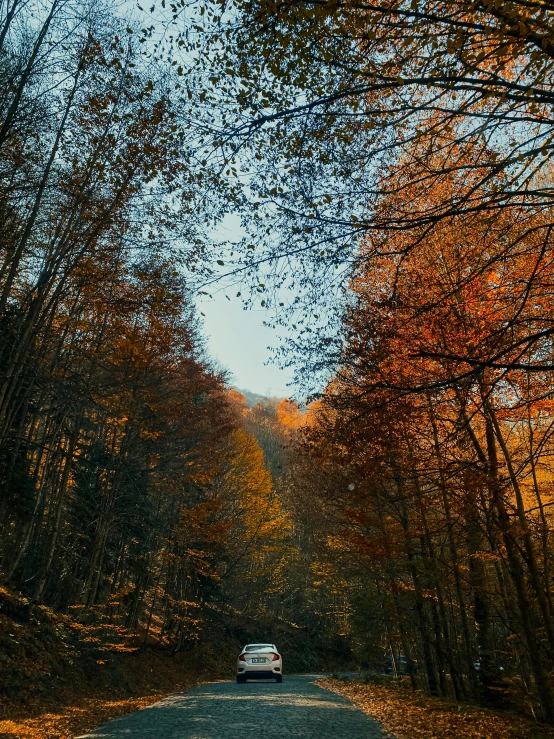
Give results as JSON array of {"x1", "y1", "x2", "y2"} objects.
[{"x1": 236, "y1": 643, "x2": 283, "y2": 683}]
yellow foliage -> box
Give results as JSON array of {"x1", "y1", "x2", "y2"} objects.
[
  {"x1": 217, "y1": 428, "x2": 290, "y2": 543},
  {"x1": 276, "y1": 399, "x2": 306, "y2": 430}
]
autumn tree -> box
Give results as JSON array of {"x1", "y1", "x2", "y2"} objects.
[{"x1": 285, "y1": 186, "x2": 554, "y2": 719}]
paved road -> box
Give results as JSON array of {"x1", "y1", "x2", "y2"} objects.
[{"x1": 78, "y1": 675, "x2": 385, "y2": 739}]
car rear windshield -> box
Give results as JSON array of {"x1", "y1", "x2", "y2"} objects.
[{"x1": 244, "y1": 644, "x2": 273, "y2": 651}]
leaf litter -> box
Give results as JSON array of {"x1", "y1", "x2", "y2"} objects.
[{"x1": 317, "y1": 679, "x2": 554, "y2": 739}]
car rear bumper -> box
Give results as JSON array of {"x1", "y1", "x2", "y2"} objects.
[{"x1": 238, "y1": 670, "x2": 281, "y2": 680}]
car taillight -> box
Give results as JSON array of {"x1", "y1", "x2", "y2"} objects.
[
  {"x1": 238, "y1": 653, "x2": 247, "y2": 661},
  {"x1": 271, "y1": 653, "x2": 280, "y2": 661}
]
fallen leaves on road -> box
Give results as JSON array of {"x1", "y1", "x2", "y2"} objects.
[{"x1": 317, "y1": 679, "x2": 554, "y2": 739}]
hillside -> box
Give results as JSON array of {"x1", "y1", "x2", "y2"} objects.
[{"x1": 233, "y1": 388, "x2": 282, "y2": 407}]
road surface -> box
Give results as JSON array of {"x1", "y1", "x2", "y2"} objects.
[{"x1": 78, "y1": 675, "x2": 385, "y2": 738}]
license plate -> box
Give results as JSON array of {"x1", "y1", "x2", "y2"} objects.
[{"x1": 252, "y1": 658, "x2": 266, "y2": 663}]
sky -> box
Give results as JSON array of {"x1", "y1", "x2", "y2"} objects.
[
  {"x1": 197, "y1": 291, "x2": 295, "y2": 398},
  {"x1": 196, "y1": 215, "x2": 296, "y2": 399}
]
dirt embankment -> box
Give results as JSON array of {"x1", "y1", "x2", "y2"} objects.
[{"x1": 0, "y1": 587, "x2": 227, "y2": 738}]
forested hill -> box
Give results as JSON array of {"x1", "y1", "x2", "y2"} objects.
[{"x1": 233, "y1": 388, "x2": 278, "y2": 408}]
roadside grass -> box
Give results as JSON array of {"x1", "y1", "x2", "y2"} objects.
[{"x1": 317, "y1": 678, "x2": 554, "y2": 739}]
